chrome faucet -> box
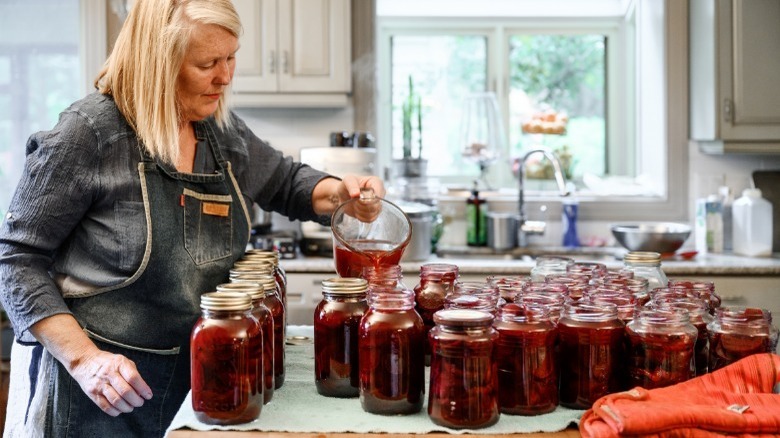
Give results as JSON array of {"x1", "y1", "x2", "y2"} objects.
[{"x1": 516, "y1": 148, "x2": 570, "y2": 247}]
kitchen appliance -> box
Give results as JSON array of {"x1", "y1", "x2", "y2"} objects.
[{"x1": 299, "y1": 147, "x2": 377, "y2": 256}]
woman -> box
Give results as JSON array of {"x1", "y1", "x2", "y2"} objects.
[{"x1": 0, "y1": 0, "x2": 383, "y2": 436}]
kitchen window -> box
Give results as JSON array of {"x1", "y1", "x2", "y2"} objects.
[
  {"x1": 377, "y1": 0, "x2": 687, "y2": 221},
  {"x1": 0, "y1": 0, "x2": 105, "y2": 217}
]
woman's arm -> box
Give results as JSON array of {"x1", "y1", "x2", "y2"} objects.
[{"x1": 311, "y1": 174, "x2": 385, "y2": 216}]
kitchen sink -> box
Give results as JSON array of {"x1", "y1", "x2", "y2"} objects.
[{"x1": 435, "y1": 245, "x2": 624, "y2": 262}]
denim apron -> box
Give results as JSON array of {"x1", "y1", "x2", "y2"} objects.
[{"x1": 44, "y1": 120, "x2": 250, "y2": 437}]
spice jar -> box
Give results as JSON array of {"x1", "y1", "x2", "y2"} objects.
[
  {"x1": 216, "y1": 282, "x2": 275, "y2": 404},
  {"x1": 414, "y1": 263, "x2": 459, "y2": 365},
  {"x1": 625, "y1": 308, "x2": 697, "y2": 389},
  {"x1": 707, "y1": 307, "x2": 777, "y2": 372},
  {"x1": 358, "y1": 287, "x2": 425, "y2": 415},
  {"x1": 557, "y1": 301, "x2": 626, "y2": 409},
  {"x1": 314, "y1": 277, "x2": 369, "y2": 397},
  {"x1": 428, "y1": 309, "x2": 499, "y2": 429},
  {"x1": 191, "y1": 292, "x2": 262, "y2": 425},
  {"x1": 493, "y1": 304, "x2": 558, "y2": 415}
]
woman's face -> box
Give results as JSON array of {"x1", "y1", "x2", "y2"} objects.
[{"x1": 177, "y1": 23, "x2": 238, "y2": 123}]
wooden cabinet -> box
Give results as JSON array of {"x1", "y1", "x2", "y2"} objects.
[
  {"x1": 231, "y1": 0, "x2": 351, "y2": 107},
  {"x1": 690, "y1": 0, "x2": 780, "y2": 153}
]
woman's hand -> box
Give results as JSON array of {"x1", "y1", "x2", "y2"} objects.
[
  {"x1": 312, "y1": 174, "x2": 386, "y2": 221},
  {"x1": 30, "y1": 314, "x2": 153, "y2": 416},
  {"x1": 69, "y1": 349, "x2": 153, "y2": 416}
]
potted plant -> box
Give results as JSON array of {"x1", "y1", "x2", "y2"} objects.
[{"x1": 394, "y1": 76, "x2": 426, "y2": 178}]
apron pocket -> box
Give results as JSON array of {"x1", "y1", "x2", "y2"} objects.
[{"x1": 181, "y1": 188, "x2": 233, "y2": 265}]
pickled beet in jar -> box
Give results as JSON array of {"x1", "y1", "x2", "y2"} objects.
[
  {"x1": 250, "y1": 275, "x2": 286, "y2": 389},
  {"x1": 314, "y1": 277, "x2": 369, "y2": 397},
  {"x1": 625, "y1": 308, "x2": 697, "y2": 389},
  {"x1": 359, "y1": 287, "x2": 425, "y2": 415},
  {"x1": 493, "y1": 304, "x2": 558, "y2": 415},
  {"x1": 216, "y1": 282, "x2": 275, "y2": 404},
  {"x1": 708, "y1": 307, "x2": 776, "y2": 372},
  {"x1": 241, "y1": 249, "x2": 288, "y2": 310},
  {"x1": 191, "y1": 292, "x2": 262, "y2": 425},
  {"x1": 428, "y1": 309, "x2": 499, "y2": 429},
  {"x1": 557, "y1": 301, "x2": 626, "y2": 409}
]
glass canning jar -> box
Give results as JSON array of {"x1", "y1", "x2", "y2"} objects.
[
  {"x1": 191, "y1": 292, "x2": 262, "y2": 425},
  {"x1": 530, "y1": 255, "x2": 574, "y2": 282},
  {"x1": 216, "y1": 282, "x2": 275, "y2": 404},
  {"x1": 514, "y1": 293, "x2": 566, "y2": 324},
  {"x1": 428, "y1": 309, "x2": 499, "y2": 429},
  {"x1": 362, "y1": 264, "x2": 408, "y2": 291},
  {"x1": 625, "y1": 308, "x2": 697, "y2": 389},
  {"x1": 667, "y1": 279, "x2": 721, "y2": 313},
  {"x1": 707, "y1": 307, "x2": 777, "y2": 372},
  {"x1": 493, "y1": 304, "x2": 558, "y2": 415},
  {"x1": 358, "y1": 287, "x2": 425, "y2": 415},
  {"x1": 314, "y1": 277, "x2": 369, "y2": 397},
  {"x1": 240, "y1": 274, "x2": 286, "y2": 389},
  {"x1": 557, "y1": 301, "x2": 626, "y2": 409},
  {"x1": 622, "y1": 251, "x2": 668, "y2": 290},
  {"x1": 650, "y1": 298, "x2": 713, "y2": 376},
  {"x1": 414, "y1": 263, "x2": 459, "y2": 365},
  {"x1": 241, "y1": 249, "x2": 288, "y2": 309}
]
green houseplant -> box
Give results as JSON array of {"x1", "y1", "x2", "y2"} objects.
[{"x1": 395, "y1": 76, "x2": 426, "y2": 178}]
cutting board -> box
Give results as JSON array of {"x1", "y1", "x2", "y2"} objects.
[{"x1": 752, "y1": 170, "x2": 780, "y2": 252}]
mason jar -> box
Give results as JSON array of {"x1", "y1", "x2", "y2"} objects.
[
  {"x1": 314, "y1": 277, "x2": 369, "y2": 397},
  {"x1": 557, "y1": 301, "x2": 625, "y2": 409},
  {"x1": 414, "y1": 263, "x2": 459, "y2": 365},
  {"x1": 191, "y1": 292, "x2": 262, "y2": 425},
  {"x1": 530, "y1": 255, "x2": 574, "y2": 282},
  {"x1": 650, "y1": 298, "x2": 713, "y2": 376},
  {"x1": 428, "y1": 309, "x2": 499, "y2": 429},
  {"x1": 625, "y1": 308, "x2": 697, "y2": 389},
  {"x1": 216, "y1": 282, "x2": 275, "y2": 404},
  {"x1": 238, "y1": 274, "x2": 286, "y2": 389},
  {"x1": 708, "y1": 307, "x2": 776, "y2": 372},
  {"x1": 493, "y1": 303, "x2": 558, "y2": 415},
  {"x1": 622, "y1": 251, "x2": 668, "y2": 290},
  {"x1": 358, "y1": 287, "x2": 425, "y2": 415}
]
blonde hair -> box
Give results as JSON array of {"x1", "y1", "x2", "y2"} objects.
[{"x1": 95, "y1": 0, "x2": 242, "y2": 164}]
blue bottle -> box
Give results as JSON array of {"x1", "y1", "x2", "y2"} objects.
[{"x1": 562, "y1": 199, "x2": 579, "y2": 248}]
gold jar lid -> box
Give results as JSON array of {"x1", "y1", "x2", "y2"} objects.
[
  {"x1": 242, "y1": 250, "x2": 279, "y2": 266},
  {"x1": 624, "y1": 251, "x2": 662, "y2": 264},
  {"x1": 321, "y1": 277, "x2": 368, "y2": 295},
  {"x1": 200, "y1": 291, "x2": 252, "y2": 311},
  {"x1": 216, "y1": 282, "x2": 265, "y2": 301},
  {"x1": 232, "y1": 259, "x2": 274, "y2": 271},
  {"x1": 229, "y1": 266, "x2": 273, "y2": 280}
]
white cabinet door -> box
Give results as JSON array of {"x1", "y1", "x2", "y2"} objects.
[
  {"x1": 278, "y1": 0, "x2": 351, "y2": 93},
  {"x1": 233, "y1": 0, "x2": 278, "y2": 93},
  {"x1": 232, "y1": 0, "x2": 351, "y2": 104},
  {"x1": 719, "y1": 0, "x2": 780, "y2": 140}
]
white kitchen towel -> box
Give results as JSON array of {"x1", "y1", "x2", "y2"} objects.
[{"x1": 166, "y1": 325, "x2": 584, "y2": 436}]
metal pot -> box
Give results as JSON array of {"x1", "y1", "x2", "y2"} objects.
[{"x1": 396, "y1": 201, "x2": 441, "y2": 262}]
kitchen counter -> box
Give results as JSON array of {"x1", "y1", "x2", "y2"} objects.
[{"x1": 279, "y1": 251, "x2": 780, "y2": 276}]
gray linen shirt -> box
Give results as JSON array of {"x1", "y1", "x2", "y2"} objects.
[{"x1": 0, "y1": 92, "x2": 332, "y2": 342}]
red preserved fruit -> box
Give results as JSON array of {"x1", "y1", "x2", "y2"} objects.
[
  {"x1": 263, "y1": 292, "x2": 286, "y2": 388},
  {"x1": 494, "y1": 304, "x2": 558, "y2": 415},
  {"x1": 708, "y1": 307, "x2": 773, "y2": 372},
  {"x1": 428, "y1": 316, "x2": 499, "y2": 428},
  {"x1": 359, "y1": 290, "x2": 425, "y2": 415},
  {"x1": 414, "y1": 264, "x2": 459, "y2": 365},
  {"x1": 334, "y1": 239, "x2": 404, "y2": 278}
]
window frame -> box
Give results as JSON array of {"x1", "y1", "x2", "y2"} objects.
[{"x1": 377, "y1": 0, "x2": 688, "y2": 222}]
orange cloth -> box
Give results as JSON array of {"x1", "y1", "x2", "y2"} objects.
[{"x1": 580, "y1": 353, "x2": 780, "y2": 437}]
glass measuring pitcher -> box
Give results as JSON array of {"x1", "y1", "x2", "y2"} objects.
[{"x1": 331, "y1": 189, "x2": 412, "y2": 278}]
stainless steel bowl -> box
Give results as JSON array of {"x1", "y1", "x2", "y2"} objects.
[{"x1": 611, "y1": 222, "x2": 692, "y2": 254}]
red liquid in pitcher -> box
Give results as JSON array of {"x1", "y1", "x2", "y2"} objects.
[{"x1": 334, "y1": 239, "x2": 405, "y2": 278}]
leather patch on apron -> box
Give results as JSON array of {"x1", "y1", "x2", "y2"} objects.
[{"x1": 202, "y1": 201, "x2": 230, "y2": 217}]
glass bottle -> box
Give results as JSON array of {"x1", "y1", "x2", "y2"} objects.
[
  {"x1": 622, "y1": 251, "x2": 668, "y2": 290},
  {"x1": 414, "y1": 263, "x2": 459, "y2": 365},
  {"x1": 358, "y1": 287, "x2": 425, "y2": 415},
  {"x1": 215, "y1": 282, "x2": 275, "y2": 404},
  {"x1": 191, "y1": 292, "x2": 262, "y2": 425},
  {"x1": 428, "y1": 309, "x2": 499, "y2": 429},
  {"x1": 625, "y1": 308, "x2": 697, "y2": 389},
  {"x1": 314, "y1": 277, "x2": 369, "y2": 397},
  {"x1": 557, "y1": 301, "x2": 625, "y2": 409},
  {"x1": 707, "y1": 307, "x2": 776, "y2": 372},
  {"x1": 493, "y1": 304, "x2": 558, "y2": 415}
]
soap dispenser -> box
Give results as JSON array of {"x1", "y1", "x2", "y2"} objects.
[{"x1": 466, "y1": 181, "x2": 487, "y2": 246}]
